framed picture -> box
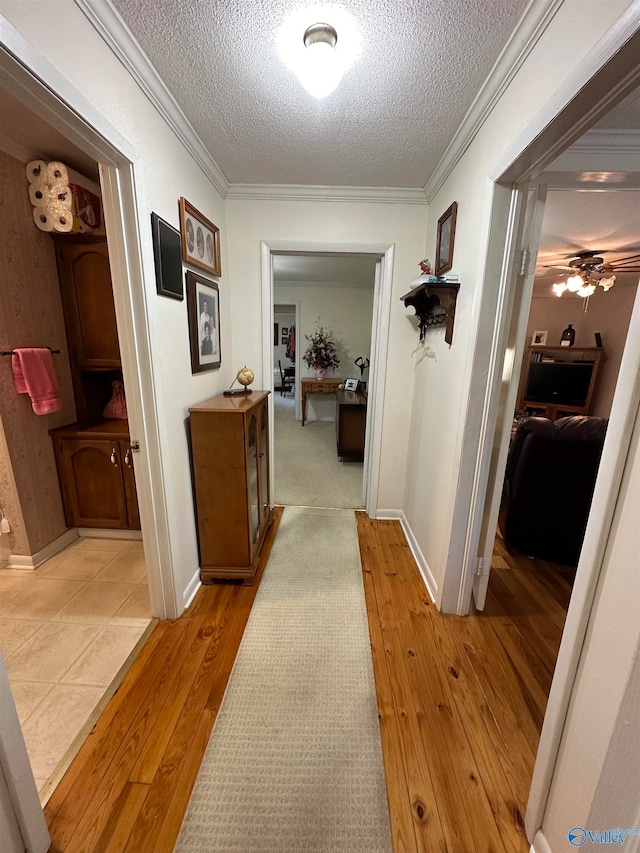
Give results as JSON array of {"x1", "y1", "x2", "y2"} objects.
[
  {"x1": 531, "y1": 330, "x2": 548, "y2": 345},
  {"x1": 179, "y1": 198, "x2": 221, "y2": 276},
  {"x1": 187, "y1": 270, "x2": 221, "y2": 373},
  {"x1": 435, "y1": 201, "x2": 458, "y2": 277},
  {"x1": 151, "y1": 213, "x2": 184, "y2": 300},
  {"x1": 274, "y1": 323, "x2": 279, "y2": 346},
  {"x1": 344, "y1": 378, "x2": 359, "y2": 392},
  {"x1": 282, "y1": 327, "x2": 289, "y2": 336},
  {"x1": 281, "y1": 336, "x2": 287, "y2": 345}
]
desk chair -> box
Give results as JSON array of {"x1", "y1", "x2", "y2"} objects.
[{"x1": 278, "y1": 360, "x2": 295, "y2": 396}]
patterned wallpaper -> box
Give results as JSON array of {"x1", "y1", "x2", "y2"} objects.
[{"x1": 0, "y1": 150, "x2": 76, "y2": 557}]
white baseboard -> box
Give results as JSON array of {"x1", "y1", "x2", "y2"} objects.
[
  {"x1": 183, "y1": 570, "x2": 201, "y2": 612},
  {"x1": 77, "y1": 528, "x2": 143, "y2": 540},
  {"x1": 398, "y1": 511, "x2": 439, "y2": 604},
  {"x1": 375, "y1": 509, "x2": 402, "y2": 519},
  {"x1": 369, "y1": 509, "x2": 439, "y2": 604},
  {"x1": 8, "y1": 527, "x2": 78, "y2": 570},
  {"x1": 531, "y1": 830, "x2": 552, "y2": 852}
]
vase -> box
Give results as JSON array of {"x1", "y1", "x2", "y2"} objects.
[
  {"x1": 560, "y1": 324, "x2": 575, "y2": 347},
  {"x1": 314, "y1": 368, "x2": 327, "y2": 380}
]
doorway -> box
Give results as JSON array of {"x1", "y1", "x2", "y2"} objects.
[
  {"x1": 271, "y1": 253, "x2": 376, "y2": 509},
  {"x1": 443, "y1": 27, "x2": 640, "y2": 841},
  {"x1": 0, "y1": 87, "x2": 155, "y2": 800},
  {"x1": 261, "y1": 241, "x2": 393, "y2": 518}
]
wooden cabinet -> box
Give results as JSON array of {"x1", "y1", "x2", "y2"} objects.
[
  {"x1": 189, "y1": 391, "x2": 273, "y2": 584},
  {"x1": 55, "y1": 238, "x2": 122, "y2": 427},
  {"x1": 518, "y1": 346, "x2": 604, "y2": 421},
  {"x1": 51, "y1": 236, "x2": 141, "y2": 530},
  {"x1": 336, "y1": 389, "x2": 367, "y2": 460},
  {"x1": 51, "y1": 422, "x2": 140, "y2": 530}
]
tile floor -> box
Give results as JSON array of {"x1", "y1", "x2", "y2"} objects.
[{"x1": 0, "y1": 536, "x2": 152, "y2": 795}]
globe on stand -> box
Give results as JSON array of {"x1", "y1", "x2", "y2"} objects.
[{"x1": 223, "y1": 366, "x2": 255, "y2": 397}]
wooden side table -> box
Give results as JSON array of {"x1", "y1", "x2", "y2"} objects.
[{"x1": 301, "y1": 377, "x2": 342, "y2": 425}]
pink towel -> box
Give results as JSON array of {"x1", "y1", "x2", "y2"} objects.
[{"x1": 11, "y1": 348, "x2": 63, "y2": 415}]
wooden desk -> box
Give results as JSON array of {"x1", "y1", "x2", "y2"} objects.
[
  {"x1": 336, "y1": 389, "x2": 367, "y2": 460},
  {"x1": 301, "y1": 377, "x2": 341, "y2": 426}
]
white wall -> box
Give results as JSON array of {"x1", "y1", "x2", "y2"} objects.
[
  {"x1": 541, "y1": 406, "x2": 640, "y2": 850},
  {"x1": 275, "y1": 282, "x2": 374, "y2": 421},
  {"x1": 526, "y1": 282, "x2": 638, "y2": 417},
  {"x1": 226, "y1": 199, "x2": 428, "y2": 511},
  {"x1": 402, "y1": 0, "x2": 633, "y2": 602},
  {"x1": 0, "y1": 1, "x2": 234, "y2": 609}
]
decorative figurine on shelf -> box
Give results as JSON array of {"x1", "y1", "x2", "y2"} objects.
[
  {"x1": 419, "y1": 258, "x2": 432, "y2": 275},
  {"x1": 223, "y1": 366, "x2": 255, "y2": 397},
  {"x1": 103, "y1": 380, "x2": 127, "y2": 419}
]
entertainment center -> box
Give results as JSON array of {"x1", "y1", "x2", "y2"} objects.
[{"x1": 519, "y1": 346, "x2": 603, "y2": 421}]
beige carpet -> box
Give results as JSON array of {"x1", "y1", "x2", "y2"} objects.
[
  {"x1": 274, "y1": 397, "x2": 364, "y2": 508},
  {"x1": 174, "y1": 506, "x2": 392, "y2": 853}
]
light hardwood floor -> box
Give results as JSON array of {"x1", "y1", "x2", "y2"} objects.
[{"x1": 44, "y1": 512, "x2": 571, "y2": 852}]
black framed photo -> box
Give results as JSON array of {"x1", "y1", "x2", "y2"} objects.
[
  {"x1": 435, "y1": 201, "x2": 458, "y2": 277},
  {"x1": 274, "y1": 323, "x2": 279, "y2": 346},
  {"x1": 187, "y1": 270, "x2": 221, "y2": 373},
  {"x1": 151, "y1": 213, "x2": 184, "y2": 300}
]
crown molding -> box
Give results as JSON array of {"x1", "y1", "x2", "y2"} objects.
[
  {"x1": 566, "y1": 129, "x2": 640, "y2": 154},
  {"x1": 225, "y1": 183, "x2": 428, "y2": 204},
  {"x1": 423, "y1": 0, "x2": 564, "y2": 202},
  {"x1": 74, "y1": 0, "x2": 229, "y2": 197}
]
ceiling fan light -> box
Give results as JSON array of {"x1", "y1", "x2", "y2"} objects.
[
  {"x1": 577, "y1": 283, "x2": 596, "y2": 298},
  {"x1": 566, "y1": 274, "x2": 584, "y2": 292},
  {"x1": 552, "y1": 282, "x2": 567, "y2": 297},
  {"x1": 599, "y1": 274, "x2": 616, "y2": 291}
]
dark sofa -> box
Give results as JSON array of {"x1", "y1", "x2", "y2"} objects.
[{"x1": 499, "y1": 415, "x2": 607, "y2": 567}]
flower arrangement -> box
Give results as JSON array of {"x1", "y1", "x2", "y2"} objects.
[{"x1": 303, "y1": 325, "x2": 340, "y2": 378}]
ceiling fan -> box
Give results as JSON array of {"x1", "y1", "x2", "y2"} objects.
[{"x1": 544, "y1": 250, "x2": 640, "y2": 298}]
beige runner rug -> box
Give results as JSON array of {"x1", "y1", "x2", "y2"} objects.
[{"x1": 174, "y1": 506, "x2": 392, "y2": 853}]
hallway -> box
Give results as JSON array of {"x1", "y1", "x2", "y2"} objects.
[{"x1": 41, "y1": 510, "x2": 569, "y2": 852}]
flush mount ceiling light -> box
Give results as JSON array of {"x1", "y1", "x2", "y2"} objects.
[{"x1": 278, "y1": 6, "x2": 361, "y2": 98}]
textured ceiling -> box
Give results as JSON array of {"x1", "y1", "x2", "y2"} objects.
[{"x1": 111, "y1": 0, "x2": 530, "y2": 188}]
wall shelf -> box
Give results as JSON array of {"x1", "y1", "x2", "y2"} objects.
[{"x1": 400, "y1": 280, "x2": 460, "y2": 345}]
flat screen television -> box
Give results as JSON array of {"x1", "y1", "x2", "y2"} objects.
[{"x1": 525, "y1": 362, "x2": 594, "y2": 407}]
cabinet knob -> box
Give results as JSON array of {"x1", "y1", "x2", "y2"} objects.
[
  {"x1": 124, "y1": 448, "x2": 133, "y2": 468},
  {"x1": 110, "y1": 448, "x2": 118, "y2": 467}
]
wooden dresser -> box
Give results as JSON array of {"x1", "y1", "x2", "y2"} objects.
[{"x1": 189, "y1": 391, "x2": 273, "y2": 584}]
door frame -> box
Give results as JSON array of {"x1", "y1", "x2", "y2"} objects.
[
  {"x1": 0, "y1": 653, "x2": 49, "y2": 852},
  {"x1": 437, "y1": 3, "x2": 640, "y2": 840},
  {"x1": 0, "y1": 17, "x2": 176, "y2": 619},
  {"x1": 261, "y1": 240, "x2": 393, "y2": 517}
]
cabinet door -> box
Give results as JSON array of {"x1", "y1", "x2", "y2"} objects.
[
  {"x1": 56, "y1": 437, "x2": 128, "y2": 528},
  {"x1": 120, "y1": 441, "x2": 141, "y2": 530},
  {"x1": 56, "y1": 241, "x2": 121, "y2": 368},
  {"x1": 247, "y1": 413, "x2": 260, "y2": 549}
]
